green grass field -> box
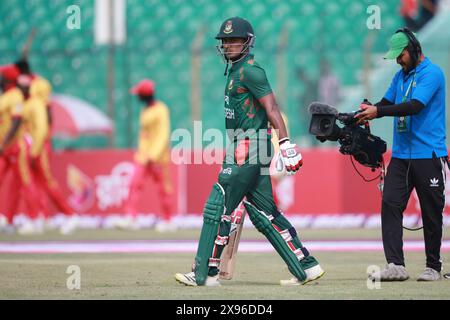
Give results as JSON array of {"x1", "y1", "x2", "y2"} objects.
[{"x1": 1, "y1": 228, "x2": 450, "y2": 300}]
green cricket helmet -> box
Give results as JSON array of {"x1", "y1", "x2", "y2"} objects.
[{"x1": 215, "y1": 17, "x2": 255, "y2": 41}]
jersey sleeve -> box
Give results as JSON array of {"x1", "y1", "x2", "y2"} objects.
[
  {"x1": 383, "y1": 71, "x2": 400, "y2": 103},
  {"x1": 31, "y1": 77, "x2": 52, "y2": 103},
  {"x1": 242, "y1": 65, "x2": 273, "y2": 99},
  {"x1": 411, "y1": 67, "x2": 444, "y2": 106}
]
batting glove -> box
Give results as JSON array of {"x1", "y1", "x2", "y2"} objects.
[{"x1": 277, "y1": 138, "x2": 303, "y2": 175}]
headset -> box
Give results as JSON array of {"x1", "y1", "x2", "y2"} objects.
[{"x1": 395, "y1": 27, "x2": 422, "y2": 67}]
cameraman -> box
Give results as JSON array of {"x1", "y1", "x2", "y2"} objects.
[{"x1": 356, "y1": 28, "x2": 447, "y2": 281}]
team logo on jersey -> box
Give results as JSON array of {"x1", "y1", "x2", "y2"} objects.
[
  {"x1": 222, "y1": 167, "x2": 232, "y2": 175},
  {"x1": 228, "y1": 79, "x2": 234, "y2": 91},
  {"x1": 224, "y1": 20, "x2": 233, "y2": 34}
]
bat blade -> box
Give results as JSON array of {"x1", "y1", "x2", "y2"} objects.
[{"x1": 219, "y1": 201, "x2": 246, "y2": 280}]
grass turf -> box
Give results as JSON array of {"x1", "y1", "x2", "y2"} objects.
[
  {"x1": 1, "y1": 228, "x2": 450, "y2": 299},
  {"x1": 1, "y1": 252, "x2": 450, "y2": 299}
]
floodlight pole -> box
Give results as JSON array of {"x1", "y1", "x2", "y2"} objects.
[
  {"x1": 107, "y1": 1, "x2": 116, "y2": 148},
  {"x1": 276, "y1": 22, "x2": 291, "y2": 111},
  {"x1": 190, "y1": 26, "x2": 205, "y2": 123}
]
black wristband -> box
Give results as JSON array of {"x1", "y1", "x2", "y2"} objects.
[{"x1": 278, "y1": 137, "x2": 289, "y2": 145}]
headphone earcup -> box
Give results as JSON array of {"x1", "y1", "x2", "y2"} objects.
[{"x1": 396, "y1": 28, "x2": 421, "y2": 64}]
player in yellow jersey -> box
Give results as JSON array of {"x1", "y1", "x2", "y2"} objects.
[
  {"x1": 0, "y1": 64, "x2": 21, "y2": 230},
  {"x1": 15, "y1": 59, "x2": 78, "y2": 234},
  {"x1": 122, "y1": 79, "x2": 174, "y2": 232},
  {"x1": 0, "y1": 70, "x2": 42, "y2": 234}
]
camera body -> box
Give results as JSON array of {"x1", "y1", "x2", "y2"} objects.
[{"x1": 308, "y1": 103, "x2": 387, "y2": 168}]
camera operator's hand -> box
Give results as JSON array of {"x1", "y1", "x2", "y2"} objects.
[
  {"x1": 277, "y1": 138, "x2": 303, "y2": 175},
  {"x1": 355, "y1": 104, "x2": 377, "y2": 124}
]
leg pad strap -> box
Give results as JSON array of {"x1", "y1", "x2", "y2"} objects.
[{"x1": 244, "y1": 200, "x2": 307, "y2": 281}]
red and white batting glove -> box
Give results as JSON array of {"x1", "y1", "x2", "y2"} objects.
[{"x1": 276, "y1": 138, "x2": 303, "y2": 175}]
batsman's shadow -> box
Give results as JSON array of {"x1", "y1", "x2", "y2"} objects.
[{"x1": 223, "y1": 280, "x2": 280, "y2": 286}]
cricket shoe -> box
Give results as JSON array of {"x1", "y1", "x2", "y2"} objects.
[
  {"x1": 115, "y1": 216, "x2": 140, "y2": 230},
  {"x1": 417, "y1": 268, "x2": 441, "y2": 281},
  {"x1": 155, "y1": 220, "x2": 178, "y2": 233},
  {"x1": 369, "y1": 263, "x2": 409, "y2": 282},
  {"x1": 174, "y1": 272, "x2": 221, "y2": 287},
  {"x1": 280, "y1": 264, "x2": 325, "y2": 286},
  {"x1": 0, "y1": 215, "x2": 7, "y2": 229},
  {"x1": 17, "y1": 221, "x2": 42, "y2": 235},
  {"x1": 34, "y1": 216, "x2": 46, "y2": 234},
  {"x1": 60, "y1": 215, "x2": 80, "y2": 235}
]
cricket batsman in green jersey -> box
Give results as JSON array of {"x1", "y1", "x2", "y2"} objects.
[{"x1": 175, "y1": 17, "x2": 324, "y2": 286}]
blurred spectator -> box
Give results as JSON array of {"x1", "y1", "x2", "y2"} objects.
[
  {"x1": 121, "y1": 79, "x2": 175, "y2": 232},
  {"x1": 318, "y1": 59, "x2": 341, "y2": 107},
  {"x1": 400, "y1": 0, "x2": 439, "y2": 32},
  {"x1": 296, "y1": 68, "x2": 318, "y2": 112}
]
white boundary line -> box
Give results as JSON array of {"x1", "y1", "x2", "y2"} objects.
[{"x1": 1, "y1": 240, "x2": 450, "y2": 254}]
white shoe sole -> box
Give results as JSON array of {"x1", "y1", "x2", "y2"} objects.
[
  {"x1": 417, "y1": 276, "x2": 441, "y2": 281},
  {"x1": 303, "y1": 270, "x2": 325, "y2": 285},
  {"x1": 174, "y1": 273, "x2": 221, "y2": 287},
  {"x1": 175, "y1": 273, "x2": 198, "y2": 286},
  {"x1": 280, "y1": 265, "x2": 325, "y2": 286}
]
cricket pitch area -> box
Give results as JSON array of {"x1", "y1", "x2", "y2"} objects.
[{"x1": 1, "y1": 228, "x2": 450, "y2": 300}]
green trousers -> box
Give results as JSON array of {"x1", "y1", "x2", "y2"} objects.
[{"x1": 205, "y1": 162, "x2": 319, "y2": 278}]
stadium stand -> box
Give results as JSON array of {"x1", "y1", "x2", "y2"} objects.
[{"x1": 0, "y1": 0, "x2": 403, "y2": 149}]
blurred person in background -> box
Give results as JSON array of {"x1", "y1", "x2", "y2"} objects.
[
  {"x1": 122, "y1": 79, "x2": 174, "y2": 232},
  {"x1": 296, "y1": 68, "x2": 318, "y2": 131},
  {"x1": 318, "y1": 59, "x2": 341, "y2": 108},
  {"x1": 0, "y1": 64, "x2": 22, "y2": 231},
  {"x1": 15, "y1": 58, "x2": 79, "y2": 235},
  {"x1": 0, "y1": 69, "x2": 42, "y2": 234},
  {"x1": 400, "y1": 0, "x2": 439, "y2": 32}
]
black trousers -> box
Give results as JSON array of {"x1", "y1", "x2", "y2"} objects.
[{"x1": 382, "y1": 156, "x2": 446, "y2": 271}]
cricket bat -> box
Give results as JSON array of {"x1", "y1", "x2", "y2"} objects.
[{"x1": 219, "y1": 201, "x2": 247, "y2": 280}]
